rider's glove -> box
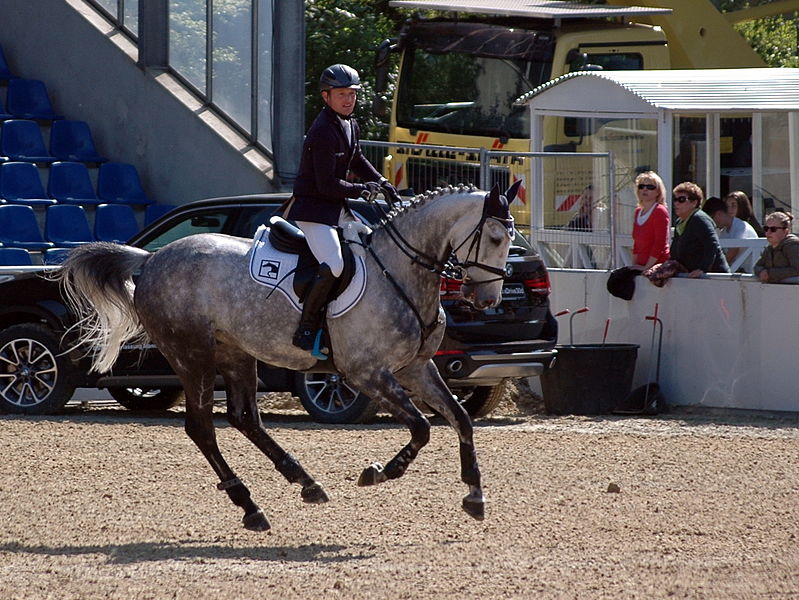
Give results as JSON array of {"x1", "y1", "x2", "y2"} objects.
[
  {"x1": 379, "y1": 178, "x2": 401, "y2": 205},
  {"x1": 362, "y1": 181, "x2": 381, "y2": 202}
]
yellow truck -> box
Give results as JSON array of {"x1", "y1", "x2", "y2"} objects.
[{"x1": 374, "y1": 0, "x2": 798, "y2": 227}]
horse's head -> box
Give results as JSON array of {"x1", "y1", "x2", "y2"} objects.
[{"x1": 457, "y1": 182, "x2": 519, "y2": 310}]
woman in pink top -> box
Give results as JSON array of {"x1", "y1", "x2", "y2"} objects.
[{"x1": 631, "y1": 171, "x2": 670, "y2": 270}]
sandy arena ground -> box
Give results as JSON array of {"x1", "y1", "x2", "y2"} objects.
[{"x1": 1, "y1": 385, "x2": 798, "y2": 599}]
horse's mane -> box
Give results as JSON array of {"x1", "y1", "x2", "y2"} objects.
[{"x1": 370, "y1": 183, "x2": 478, "y2": 231}]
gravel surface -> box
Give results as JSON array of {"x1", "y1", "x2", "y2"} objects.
[{"x1": 2, "y1": 385, "x2": 798, "y2": 599}]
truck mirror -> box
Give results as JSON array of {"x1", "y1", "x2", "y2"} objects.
[
  {"x1": 372, "y1": 96, "x2": 389, "y2": 117},
  {"x1": 564, "y1": 117, "x2": 594, "y2": 138},
  {"x1": 374, "y1": 39, "x2": 397, "y2": 93}
]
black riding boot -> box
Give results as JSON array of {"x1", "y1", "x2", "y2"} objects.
[{"x1": 292, "y1": 263, "x2": 338, "y2": 353}]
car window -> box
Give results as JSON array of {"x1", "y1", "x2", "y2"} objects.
[
  {"x1": 233, "y1": 206, "x2": 280, "y2": 238},
  {"x1": 140, "y1": 210, "x2": 233, "y2": 252}
]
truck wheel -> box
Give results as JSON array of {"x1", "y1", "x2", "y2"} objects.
[
  {"x1": 0, "y1": 324, "x2": 76, "y2": 414},
  {"x1": 107, "y1": 387, "x2": 184, "y2": 411},
  {"x1": 454, "y1": 381, "x2": 507, "y2": 418},
  {"x1": 293, "y1": 372, "x2": 379, "y2": 424}
]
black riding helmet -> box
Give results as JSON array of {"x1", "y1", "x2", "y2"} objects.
[{"x1": 319, "y1": 64, "x2": 361, "y2": 91}]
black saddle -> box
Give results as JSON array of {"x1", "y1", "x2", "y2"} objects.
[{"x1": 267, "y1": 216, "x2": 357, "y2": 300}]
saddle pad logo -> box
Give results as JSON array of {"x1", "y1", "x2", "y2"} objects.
[
  {"x1": 259, "y1": 259, "x2": 281, "y2": 281},
  {"x1": 248, "y1": 224, "x2": 367, "y2": 318}
]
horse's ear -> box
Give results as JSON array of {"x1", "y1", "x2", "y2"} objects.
[
  {"x1": 504, "y1": 180, "x2": 522, "y2": 204},
  {"x1": 485, "y1": 183, "x2": 510, "y2": 221}
]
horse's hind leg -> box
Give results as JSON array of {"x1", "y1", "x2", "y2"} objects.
[
  {"x1": 347, "y1": 368, "x2": 431, "y2": 487},
  {"x1": 172, "y1": 351, "x2": 270, "y2": 531},
  {"x1": 216, "y1": 345, "x2": 329, "y2": 506},
  {"x1": 394, "y1": 360, "x2": 484, "y2": 520}
]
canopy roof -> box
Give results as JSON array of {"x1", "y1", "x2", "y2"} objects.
[
  {"x1": 518, "y1": 68, "x2": 799, "y2": 114},
  {"x1": 388, "y1": 0, "x2": 671, "y2": 20}
]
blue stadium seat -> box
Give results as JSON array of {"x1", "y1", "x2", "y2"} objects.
[
  {"x1": 0, "y1": 247, "x2": 33, "y2": 266},
  {"x1": 48, "y1": 161, "x2": 103, "y2": 205},
  {"x1": 49, "y1": 120, "x2": 108, "y2": 164},
  {"x1": 0, "y1": 161, "x2": 57, "y2": 205},
  {"x1": 42, "y1": 247, "x2": 71, "y2": 265},
  {"x1": 0, "y1": 205, "x2": 54, "y2": 249},
  {"x1": 45, "y1": 205, "x2": 95, "y2": 247},
  {"x1": 144, "y1": 203, "x2": 178, "y2": 225},
  {"x1": 97, "y1": 162, "x2": 153, "y2": 205},
  {"x1": 0, "y1": 120, "x2": 57, "y2": 163},
  {"x1": 5, "y1": 78, "x2": 63, "y2": 121},
  {"x1": 0, "y1": 45, "x2": 15, "y2": 82},
  {"x1": 94, "y1": 203, "x2": 140, "y2": 243},
  {"x1": 0, "y1": 98, "x2": 12, "y2": 122}
]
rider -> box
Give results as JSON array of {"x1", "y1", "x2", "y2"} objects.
[{"x1": 286, "y1": 63, "x2": 398, "y2": 353}]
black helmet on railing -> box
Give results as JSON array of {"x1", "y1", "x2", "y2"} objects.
[{"x1": 319, "y1": 64, "x2": 362, "y2": 91}]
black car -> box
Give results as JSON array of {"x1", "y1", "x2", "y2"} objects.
[{"x1": 0, "y1": 194, "x2": 557, "y2": 422}]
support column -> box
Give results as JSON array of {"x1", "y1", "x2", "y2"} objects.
[
  {"x1": 273, "y1": 1, "x2": 304, "y2": 187},
  {"x1": 137, "y1": 0, "x2": 168, "y2": 69}
]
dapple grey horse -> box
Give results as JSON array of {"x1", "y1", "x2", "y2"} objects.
[{"x1": 58, "y1": 183, "x2": 519, "y2": 531}]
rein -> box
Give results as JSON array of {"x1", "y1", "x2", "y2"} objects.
[{"x1": 351, "y1": 189, "x2": 512, "y2": 344}]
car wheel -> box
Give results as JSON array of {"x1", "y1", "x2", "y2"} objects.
[
  {"x1": 107, "y1": 387, "x2": 184, "y2": 411},
  {"x1": 293, "y1": 372, "x2": 378, "y2": 424},
  {"x1": 0, "y1": 324, "x2": 76, "y2": 415},
  {"x1": 453, "y1": 381, "x2": 507, "y2": 418}
]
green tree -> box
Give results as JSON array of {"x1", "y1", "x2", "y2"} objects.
[{"x1": 304, "y1": 0, "x2": 408, "y2": 138}]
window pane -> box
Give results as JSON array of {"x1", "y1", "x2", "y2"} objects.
[
  {"x1": 170, "y1": 0, "x2": 207, "y2": 93},
  {"x1": 759, "y1": 112, "x2": 791, "y2": 216},
  {"x1": 212, "y1": 0, "x2": 252, "y2": 132},
  {"x1": 141, "y1": 211, "x2": 232, "y2": 251},
  {"x1": 124, "y1": 0, "x2": 138, "y2": 37},
  {"x1": 256, "y1": 0, "x2": 273, "y2": 152},
  {"x1": 673, "y1": 115, "x2": 707, "y2": 192}
]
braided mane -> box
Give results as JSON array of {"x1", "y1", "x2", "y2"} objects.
[{"x1": 370, "y1": 183, "x2": 478, "y2": 231}]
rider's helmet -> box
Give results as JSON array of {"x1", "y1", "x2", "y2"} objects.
[{"x1": 319, "y1": 64, "x2": 361, "y2": 91}]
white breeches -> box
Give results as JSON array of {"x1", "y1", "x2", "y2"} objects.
[{"x1": 295, "y1": 220, "x2": 344, "y2": 278}]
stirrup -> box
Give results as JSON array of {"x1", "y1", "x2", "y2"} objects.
[{"x1": 312, "y1": 330, "x2": 328, "y2": 360}]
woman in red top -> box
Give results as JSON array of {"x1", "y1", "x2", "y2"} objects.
[{"x1": 631, "y1": 171, "x2": 670, "y2": 270}]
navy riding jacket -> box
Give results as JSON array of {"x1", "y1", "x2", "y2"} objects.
[{"x1": 288, "y1": 105, "x2": 382, "y2": 226}]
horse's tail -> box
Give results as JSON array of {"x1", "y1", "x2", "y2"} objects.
[{"x1": 57, "y1": 242, "x2": 152, "y2": 373}]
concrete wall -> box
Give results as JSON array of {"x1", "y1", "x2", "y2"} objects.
[
  {"x1": 546, "y1": 269, "x2": 798, "y2": 413},
  {"x1": 0, "y1": 0, "x2": 279, "y2": 206}
]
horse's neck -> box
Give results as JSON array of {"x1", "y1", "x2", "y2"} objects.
[{"x1": 375, "y1": 192, "x2": 482, "y2": 262}]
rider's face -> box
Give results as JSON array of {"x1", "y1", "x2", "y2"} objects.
[{"x1": 323, "y1": 88, "x2": 357, "y2": 116}]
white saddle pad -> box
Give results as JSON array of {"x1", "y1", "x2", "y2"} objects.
[{"x1": 248, "y1": 224, "x2": 367, "y2": 318}]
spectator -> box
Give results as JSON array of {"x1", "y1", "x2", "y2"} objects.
[
  {"x1": 702, "y1": 195, "x2": 757, "y2": 267},
  {"x1": 644, "y1": 182, "x2": 729, "y2": 286},
  {"x1": 630, "y1": 171, "x2": 670, "y2": 271},
  {"x1": 724, "y1": 190, "x2": 764, "y2": 237},
  {"x1": 754, "y1": 211, "x2": 799, "y2": 283},
  {"x1": 564, "y1": 185, "x2": 594, "y2": 231}
]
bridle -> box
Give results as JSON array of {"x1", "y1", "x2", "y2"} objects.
[
  {"x1": 369, "y1": 191, "x2": 514, "y2": 282},
  {"x1": 354, "y1": 190, "x2": 514, "y2": 342}
]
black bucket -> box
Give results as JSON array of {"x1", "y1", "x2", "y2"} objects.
[{"x1": 541, "y1": 343, "x2": 639, "y2": 415}]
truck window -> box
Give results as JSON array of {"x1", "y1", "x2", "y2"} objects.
[
  {"x1": 576, "y1": 53, "x2": 644, "y2": 71},
  {"x1": 396, "y1": 22, "x2": 553, "y2": 140}
]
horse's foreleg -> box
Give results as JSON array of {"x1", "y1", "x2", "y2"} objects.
[
  {"x1": 176, "y1": 356, "x2": 270, "y2": 532},
  {"x1": 395, "y1": 360, "x2": 484, "y2": 520},
  {"x1": 216, "y1": 348, "x2": 329, "y2": 506},
  {"x1": 348, "y1": 369, "x2": 431, "y2": 487}
]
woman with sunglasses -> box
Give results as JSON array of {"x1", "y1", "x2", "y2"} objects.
[
  {"x1": 644, "y1": 182, "x2": 729, "y2": 286},
  {"x1": 754, "y1": 211, "x2": 799, "y2": 283},
  {"x1": 669, "y1": 182, "x2": 729, "y2": 277},
  {"x1": 631, "y1": 171, "x2": 670, "y2": 270}
]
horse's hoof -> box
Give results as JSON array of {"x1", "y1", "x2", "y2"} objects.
[
  {"x1": 301, "y1": 482, "x2": 330, "y2": 504},
  {"x1": 243, "y1": 510, "x2": 271, "y2": 531},
  {"x1": 462, "y1": 495, "x2": 485, "y2": 521},
  {"x1": 357, "y1": 462, "x2": 386, "y2": 487}
]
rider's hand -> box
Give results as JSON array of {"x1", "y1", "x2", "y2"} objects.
[
  {"x1": 362, "y1": 181, "x2": 381, "y2": 202},
  {"x1": 379, "y1": 179, "x2": 401, "y2": 205}
]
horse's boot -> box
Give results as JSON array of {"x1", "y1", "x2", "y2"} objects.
[{"x1": 292, "y1": 262, "x2": 337, "y2": 354}]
